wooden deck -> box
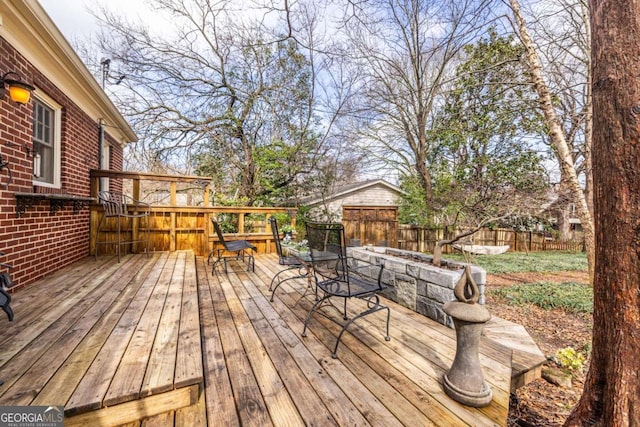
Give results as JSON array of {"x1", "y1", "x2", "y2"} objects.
[{"x1": 0, "y1": 251, "x2": 521, "y2": 426}]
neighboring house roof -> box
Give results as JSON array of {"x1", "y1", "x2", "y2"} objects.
[
  {"x1": 302, "y1": 179, "x2": 404, "y2": 207},
  {"x1": 0, "y1": 0, "x2": 137, "y2": 145}
]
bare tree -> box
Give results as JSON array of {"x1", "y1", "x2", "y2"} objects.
[
  {"x1": 532, "y1": 0, "x2": 593, "y2": 222},
  {"x1": 507, "y1": 0, "x2": 595, "y2": 280},
  {"x1": 92, "y1": 0, "x2": 351, "y2": 205},
  {"x1": 337, "y1": 0, "x2": 493, "y2": 214}
]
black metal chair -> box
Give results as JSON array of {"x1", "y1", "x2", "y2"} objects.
[
  {"x1": 268, "y1": 217, "x2": 310, "y2": 302},
  {"x1": 302, "y1": 222, "x2": 390, "y2": 358},
  {"x1": 95, "y1": 191, "x2": 150, "y2": 262},
  {"x1": 0, "y1": 252, "x2": 14, "y2": 322},
  {"x1": 0, "y1": 252, "x2": 14, "y2": 387},
  {"x1": 209, "y1": 219, "x2": 256, "y2": 273}
]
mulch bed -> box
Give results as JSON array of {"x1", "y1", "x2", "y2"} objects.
[{"x1": 485, "y1": 271, "x2": 591, "y2": 427}]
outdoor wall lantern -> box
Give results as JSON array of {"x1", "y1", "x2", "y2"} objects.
[{"x1": 1, "y1": 72, "x2": 36, "y2": 105}]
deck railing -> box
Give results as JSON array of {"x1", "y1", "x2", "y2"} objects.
[{"x1": 89, "y1": 170, "x2": 297, "y2": 257}]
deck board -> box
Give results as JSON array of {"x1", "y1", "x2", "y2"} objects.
[
  {"x1": 0, "y1": 251, "x2": 525, "y2": 426},
  {"x1": 238, "y1": 263, "x2": 371, "y2": 427},
  {"x1": 175, "y1": 251, "x2": 203, "y2": 388},
  {"x1": 69, "y1": 253, "x2": 173, "y2": 412},
  {"x1": 209, "y1": 273, "x2": 274, "y2": 427},
  {"x1": 251, "y1": 257, "x2": 508, "y2": 426},
  {"x1": 0, "y1": 255, "x2": 152, "y2": 406},
  {"x1": 31, "y1": 255, "x2": 160, "y2": 407},
  {"x1": 196, "y1": 259, "x2": 241, "y2": 426},
  {"x1": 140, "y1": 252, "x2": 184, "y2": 397}
]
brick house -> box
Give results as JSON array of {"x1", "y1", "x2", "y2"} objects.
[{"x1": 0, "y1": 0, "x2": 136, "y2": 289}]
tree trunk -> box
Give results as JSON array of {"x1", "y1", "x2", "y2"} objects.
[
  {"x1": 556, "y1": 192, "x2": 574, "y2": 241},
  {"x1": 509, "y1": 0, "x2": 596, "y2": 282},
  {"x1": 564, "y1": 0, "x2": 640, "y2": 424},
  {"x1": 433, "y1": 227, "x2": 481, "y2": 267}
]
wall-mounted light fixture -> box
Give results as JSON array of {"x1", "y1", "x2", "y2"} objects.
[
  {"x1": 1, "y1": 72, "x2": 36, "y2": 104},
  {"x1": 23, "y1": 145, "x2": 42, "y2": 178}
]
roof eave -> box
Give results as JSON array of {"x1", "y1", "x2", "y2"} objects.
[{"x1": 0, "y1": 0, "x2": 137, "y2": 145}]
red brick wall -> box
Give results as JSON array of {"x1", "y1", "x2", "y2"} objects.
[{"x1": 0, "y1": 38, "x2": 125, "y2": 289}]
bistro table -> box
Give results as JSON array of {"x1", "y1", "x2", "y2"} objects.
[{"x1": 280, "y1": 242, "x2": 318, "y2": 302}]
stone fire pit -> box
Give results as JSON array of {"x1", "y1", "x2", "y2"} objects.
[{"x1": 348, "y1": 246, "x2": 486, "y2": 328}]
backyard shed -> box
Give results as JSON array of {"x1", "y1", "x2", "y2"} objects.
[{"x1": 303, "y1": 179, "x2": 404, "y2": 246}]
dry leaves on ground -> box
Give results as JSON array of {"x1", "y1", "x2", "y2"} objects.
[{"x1": 485, "y1": 271, "x2": 591, "y2": 427}]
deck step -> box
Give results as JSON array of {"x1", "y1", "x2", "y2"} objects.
[{"x1": 483, "y1": 316, "x2": 547, "y2": 390}]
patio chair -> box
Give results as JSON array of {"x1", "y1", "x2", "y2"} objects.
[
  {"x1": 209, "y1": 219, "x2": 256, "y2": 274},
  {"x1": 0, "y1": 252, "x2": 13, "y2": 387},
  {"x1": 0, "y1": 252, "x2": 14, "y2": 322},
  {"x1": 94, "y1": 191, "x2": 150, "y2": 262},
  {"x1": 268, "y1": 217, "x2": 310, "y2": 302},
  {"x1": 302, "y1": 222, "x2": 390, "y2": 358}
]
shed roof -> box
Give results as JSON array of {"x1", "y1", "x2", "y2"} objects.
[{"x1": 302, "y1": 179, "x2": 404, "y2": 207}]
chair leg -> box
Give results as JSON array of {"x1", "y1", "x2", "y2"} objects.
[
  {"x1": 269, "y1": 269, "x2": 301, "y2": 302},
  {"x1": 331, "y1": 300, "x2": 391, "y2": 359},
  {"x1": 95, "y1": 216, "x2": 105, "y2": 261},
  {"x1": 301, "y1": 293, "x2": 332, "y2": 338},
  {"x1": 145, "y1": 214, "x2": 150, "y2": 257},
  {"x1": 116, "y1": 217, "x2": 122, "y2": 263},
  {"x1": 383, "y1": 306, "x2": 391, "y2": 341},
  {"x1": 247, "y1": 253, "x2": 255, "y2": 272},
  {"x1": 211, "y1": 258, "x2": 221, "y2": 274}
]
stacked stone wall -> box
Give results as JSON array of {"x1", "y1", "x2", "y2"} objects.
[{"x1": 349, "y1": 247, "x2": 486, "y2": 328}]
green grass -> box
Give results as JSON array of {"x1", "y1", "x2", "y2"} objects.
[
  {"x1": 444, "y1": 251, "x2": 590, "y2": 313},
  {"x1": 492, "y1": 281, "x2": 593, "y2": 314},
  {"x1": 446, "y1": 251, "x2": 587, "y2": 274}
]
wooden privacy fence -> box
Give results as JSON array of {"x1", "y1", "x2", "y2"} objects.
[
  {"x1": 397, "y1": 225, "x2": 585, "y2": 253},
  {"x1": 89, "y1": 170, "x2": 296, "y2": 257},
  {"x1": 89, "y1": 171, "x2": 582, "y2": 257}
]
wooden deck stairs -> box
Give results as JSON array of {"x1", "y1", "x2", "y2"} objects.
[{"x1": 483, "y1": 316, "x2": 547, "y2": 390}]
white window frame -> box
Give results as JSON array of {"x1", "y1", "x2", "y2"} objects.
[{"x1": 32, "y1": 91, "x2": 62, "y2": 189}]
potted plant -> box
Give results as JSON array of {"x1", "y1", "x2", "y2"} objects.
[{"x1": 280, "y1": 224, "x2": 295, "y2": 239}]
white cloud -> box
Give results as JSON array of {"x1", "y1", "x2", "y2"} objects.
[
  {"x1": 39, "y1": 0, "x2": 153, "y2": 42},
  {"x1": 39, "y1": 0, "x2": 97, "y2": 40}
]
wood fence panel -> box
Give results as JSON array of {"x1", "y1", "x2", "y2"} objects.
[{"x1": 397, "y1": 225, "x2": 584, "y2": 254}]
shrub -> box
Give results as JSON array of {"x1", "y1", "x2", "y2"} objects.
[{"x1": 554, "y1": 347, "x2": 586, "y2": 373}]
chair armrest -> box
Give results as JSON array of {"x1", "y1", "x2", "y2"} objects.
[
  {"x1": 121, "y1": 194, "x2": 150, "y2": 214},
  {"x1": 345, "y1": 257, "x2": 384, "y2": 281},
  {"x1": 122, "y1": 194, "x2": 150, "y2": 207}
]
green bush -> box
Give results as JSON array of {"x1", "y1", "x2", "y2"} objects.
[
  {"x1": 555, "y1": 347, "x2": 586, "y2": 373},
  {"x1": 492, "y1": 281, "x2": 593, "y2": 314}
]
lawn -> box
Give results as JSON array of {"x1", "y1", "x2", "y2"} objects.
[
  {"x1": 493, "y1": 281, "x2": 593, "y2": 314},
  {"x1": 446, "y1": 250, "x2": 588, "y2": 274},
  {"x1": 447, "y1": 250, "x2": 592, "y2": 314}
]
